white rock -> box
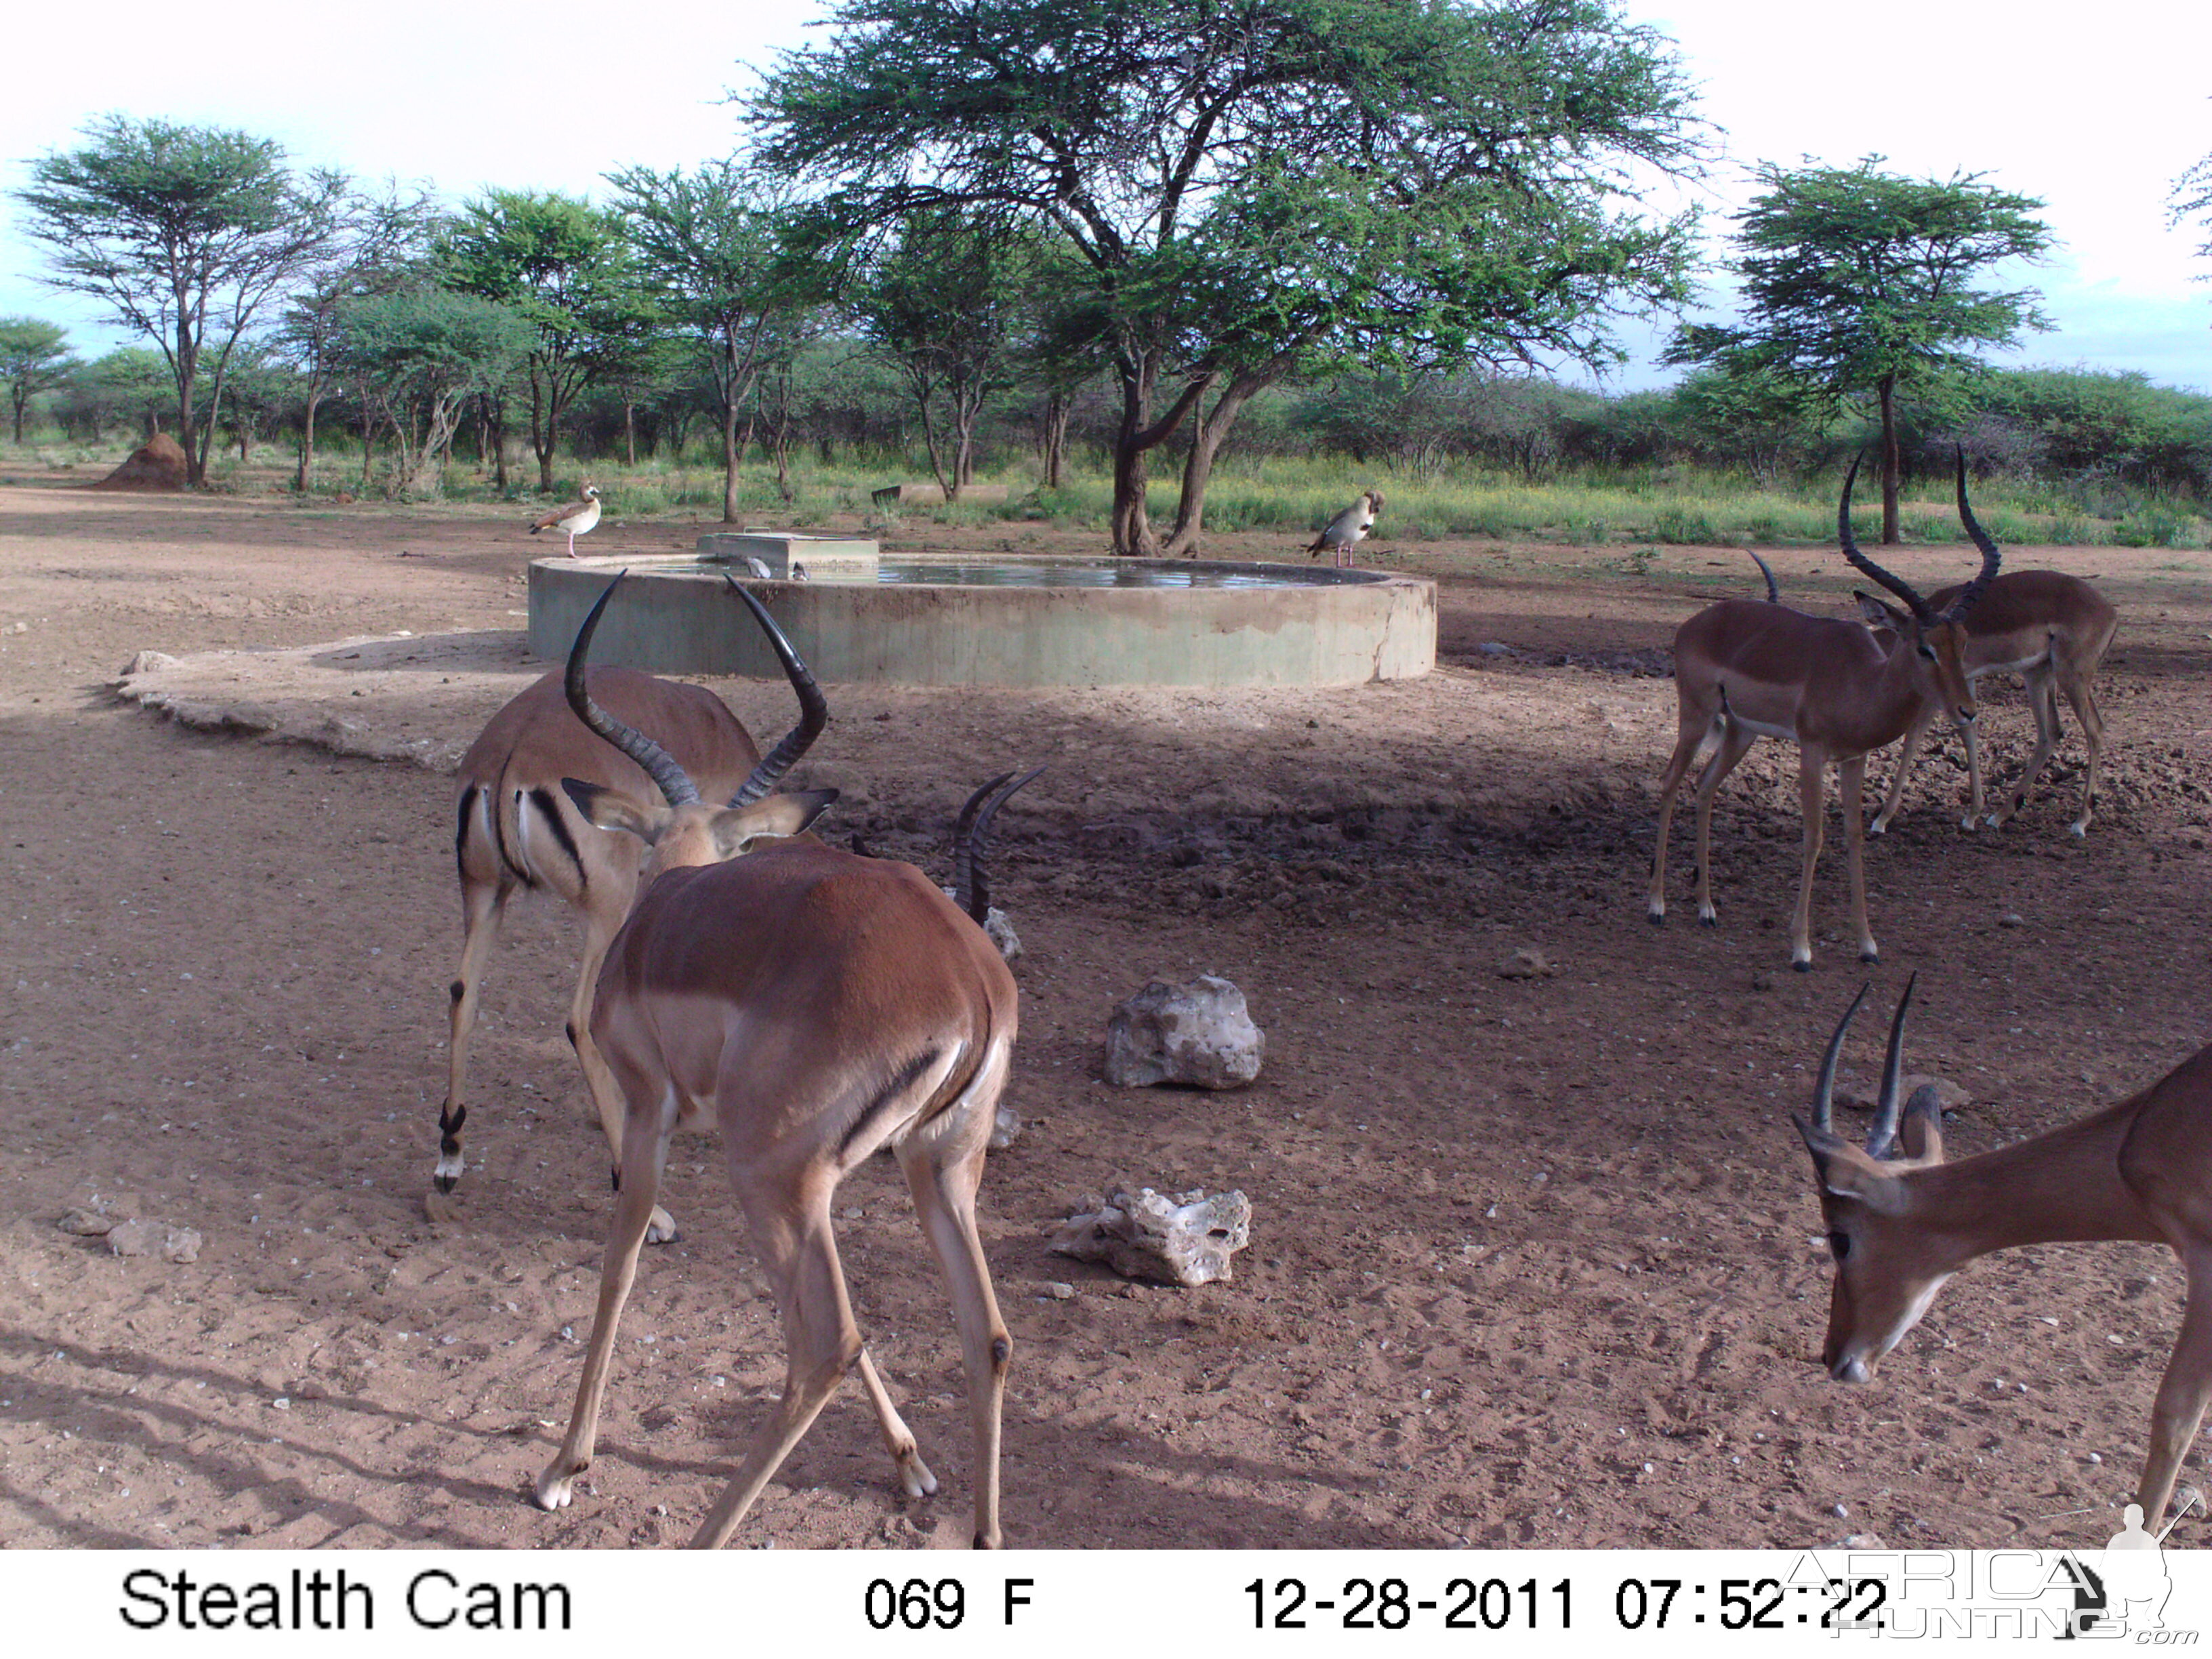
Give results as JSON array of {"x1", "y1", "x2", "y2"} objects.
[
  {"x1": 118, "y1": 649, "x2": 178, "y2": 678},
  {"x1": 1103, "y1": 975, "x2": 1264, "y2": 1090},
  {"x1": 989, "y1": 1103, "x2": 1022, "y2": 1151},
  {"x1": 1049, "y1": 1185, "x2": 1252, "y2": 1287}
]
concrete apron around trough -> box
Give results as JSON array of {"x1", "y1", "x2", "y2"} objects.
[{"x1": 527, "y1": 553, "x2": 1436, "y2": 688}]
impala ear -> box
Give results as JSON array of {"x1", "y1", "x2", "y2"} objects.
[
  {"x1": 1853, "y1": 590, "x2": 1910, "y2": 632},
  {"x1": 561, "y1": 778, "x2": 667, "y2": 842},
  {"x1": 1898, "y1": 1084, "x2": 1947, "y2": 1163},
  {"x1": 1793, "y1": 1115, "x2": 1906, "y2": 1212},
  {"x1": 708, "y1": 788, "x2": 840, "y2": 857}
]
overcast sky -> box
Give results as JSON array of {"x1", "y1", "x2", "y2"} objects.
[{"x1": 3, "y1": 0, "x2": 2208, "y2": 393}]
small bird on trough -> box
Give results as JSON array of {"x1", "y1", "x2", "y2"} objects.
[
  {"x1": 529, "y1": 484, "x2": 602, "y2": 556},
  {"x1": 1306, "y1": 489, "x2": 1383, "y2": 568}
]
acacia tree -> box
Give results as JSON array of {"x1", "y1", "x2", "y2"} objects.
[
  {"x1": 605, "y1": 163, "x2": 810, "y2": 520},
  {"x1": 1666, "y1": 157, "x2": 2053, "y2": 542},
  {"x1": 0, "y1": 318, "x2": 80, "y2": 444},
  {"x1": 441, "y1": 191, "x2": 653, "y2": 492},
  {"x1": 276, "y1": 182, "x2": 437, "y2": 490},
  {"x1": 754, "y1": 0, "x2": 1705, "y2": 554},
  {"x1": 331, "y1": 288, "x2": 533, "y2": 497},
  {"x1": 13, "y1": 116, "x2": 348, "y2": 486},
  {"x1": 852, "y1": 210, "x2": 1036, "y2": 499}
]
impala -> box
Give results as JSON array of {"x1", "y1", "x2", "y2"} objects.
[
  {"x1": 1647, "y1": 454, "x2": 1999, "y2": 968},
  {"x1": 438, "y1": 573, "x2": 821, "y2": 1243},
  {"x1": 1868, "y1": 569, "x2": 2118, "y2": 838},
  {"x1": 1795, "y1": 978, "x2": 2212, "y2": 1531},
  {"x1": 533, "y1": 575, "x2": 1021, "y2": 1549}
]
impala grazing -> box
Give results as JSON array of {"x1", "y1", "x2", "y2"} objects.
[
  {"x1": 438, "y1": 572, "x2": 821, "y2": 1244},
  {"x1": 1795, "y1": 977, "x2": 2212, "y2": 1532},
  {"x1": 1647, "y1": 454, "x2": 1999, "y2": 968},
  {"x1": 534, "y1": 575, "x2": 1021, "y2": 1549},
  {"x1": 1869, "y1": 569, "x2": 2118, "y2": 838}
]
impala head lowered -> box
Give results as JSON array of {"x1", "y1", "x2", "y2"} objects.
[
  {"x1": 1793, "y1": 975, "x2": 1952, "y2": 1382},
  {"x1": 558, "y1": 572, "x2": 837, "y2": 869},
  {"x1": 1840, "y1": 449, "x2": 1999, "y2": 735}
]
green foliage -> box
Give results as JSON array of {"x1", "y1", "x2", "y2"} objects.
[
  {"x1": 0, "y1": 317, "x2": 81, "y2": 443},
  {"x1": 754, "y1": 0, "x2": 1711, "y2": 549},
  {"x1": 12, "y1": 115, "x2": 349, "y2": 483}
]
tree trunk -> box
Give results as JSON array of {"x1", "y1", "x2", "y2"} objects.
[
  {"x1": 296, "y1": 381, "x2": 323, "y2": 491},
  {"x1": 1879, "y1": 374, "x2": 1902, "y2": 546},
  {"x1": 623, "y1": 398, "x2": 636, "y2": 468},
  {"x1": 1109, "y1": 348, "x2": 1212, "y2": 556},
  {"x1": 1042, "y1": 390, "x2": 1068, "y2": 489},
  {"x1": 721, "y1": 398, "x2": 741, "y2": 525},
  {"x1": 10, "y1": 392, "x2": 24, "y2": 445},
  {"x1": 1161, "y1": 367, "x2": 1279, "y2": 557}
]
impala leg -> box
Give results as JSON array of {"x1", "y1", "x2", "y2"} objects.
[
  {"x1": 2060, "y1": 665, "x2": 2106, "y2": 838},
  {"x1": 2135, "y1": 1256, "x2": 2212, "y2": 1528},
  {"x1": 1990, "y1": 666, "x2": 2060, "y2": 832},
  {"x1": 1648, "y1": 714, "x2": 1718, "y2": 924},
  {"x1": 1791, "y1": 751, "x2": 1828, "y2": 971},
  {"x1": 853, "y1": 1349, "x2": 939, "y2": 1500},
  {"x1": 1839, "y1": 754, "x2": 1877, "y2": 964},
  {"x1": 437, "y1": 876, "x2": 510, "y2": 1193},
  {"x1": 536, "y1": 1103, "x2": 670, "y2": 1512},
  {"x1": 1689, "y1": 722, "x2": 1757, "y2": 927},
  {"x1": 689, "y1": 1183, "x2": 865, "y2": 1549},
  {"x1": 1960, "y1": 716, "x2": 1986, "y2": 830},
  {"x1": 571, "y1": 911, "x2": 679, "y2": 1246},
  {"x1": 1870, "y1": 710, "x2": 1932, "y2": 836},
  {"x1": 898, "y1": 1134, "x2": 1012, "y2": 1549}
]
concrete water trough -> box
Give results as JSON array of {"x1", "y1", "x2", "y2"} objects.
[{"x1": 527, "y1": 544, "x2": 1435, "y2": 688}]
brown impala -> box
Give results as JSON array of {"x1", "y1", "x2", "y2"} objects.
[
  {"x1": 1647, "y1": 454, "x2": 1999, "y2": 969},
  {"x1": 1869, "y1": 568, "x2": 2118, "y2": 838},
  {"x1": 439, "y1": 573, "x2": 820, "y2": 1244},
  {"x1": 532, "y1": 575, "x2": 1021, "y2": 1549},
  {"x1": 1795, "y1": 978, "x2": 2212, "y2": 1531}
]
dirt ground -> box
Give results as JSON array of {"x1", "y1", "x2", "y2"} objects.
[{"x1": 2, "y1": 478, "x2": 2209, "y2": 1552}]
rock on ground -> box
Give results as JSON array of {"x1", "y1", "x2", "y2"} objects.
[
  {"x1": 1103, "y1": 975, "x2": 1264, "y2": 1089},
  {"x1": 1049, "y1": 1185, "x2": 1252, "y2": 1287}
]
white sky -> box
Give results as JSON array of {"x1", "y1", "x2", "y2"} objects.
[{"x1": 3, "y1": 0, "x2": 2209, "y2": 394}]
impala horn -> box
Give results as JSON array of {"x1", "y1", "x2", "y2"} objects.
[
  {"x1": 722, "y1": 573, "x2": 830, "y2": 806},
  {"x1": 954, "y1": 766, "x2": 1044, "y2": 924},
  {"x1": 1946, "y1": 447, "x2": 2002, "y2": 623},
  {"x1": 1837, "y1": 454, "x2": 1933, "y2": 623},
  {"x1": 1809, "y1": 982, "x2": 1870, "y2": 1136},
  {"x1": 565, "y1": 573, "x2": 703, "y2": 807},
  {"x1": 1744, "y1": 548, "x2": 1780, "y2": 605},
  {"x1": 1864, "y1": 972, "x2": 1919, "y2": 1160}
]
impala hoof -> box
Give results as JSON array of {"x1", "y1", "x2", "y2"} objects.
[
  {"x1": 1868, "y1": 819, "x2": 1889, "y2": 838},
  {"x1": 432, "y1": 1172, "x2": 459, "y2": 1196},
  {"x1": 534, "y1": 1466, "x2": 579, "y2": 1511},
  {"x1": 1647, "y1": 908, "x2": 1665, "y2": 926},
  {"x1": 2069, "y1": 822, "x2": 2088, "y2": 840},
  {"x1": 1859, "y1": 949, "x2": 1879, "y2": 965},
  {"x1": 1698, "y1": 912, "x2": 1717, "y2": 928},
  {"x1": 1791, "y1": 958, "x2": 1811, "y2": 974},
  {"x1": 895, "y1": 1450, "x2": 939, "y2": 1500},
  {"x1": 646, "y1": 1210, "x2": 681, "y2": 1246}
]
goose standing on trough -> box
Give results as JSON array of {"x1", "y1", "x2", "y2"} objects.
[
  {"x1": 1306, "y1": 489, "x2": 1383, "y2": 568},
  {"x1": 531, "y1": 484, "x2": 602, "y2": 556}
]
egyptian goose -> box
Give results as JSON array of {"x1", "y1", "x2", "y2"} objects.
[
  {"x1": 530, "y1": 485, "x2": 602, "y2": 556},
  {"x1": 1306, "y1": 489, "x2": 1383, "y2": 568}
]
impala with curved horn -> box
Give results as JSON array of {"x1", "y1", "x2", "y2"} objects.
[
  {"x1": 1868, "y1": 566, "x2": 2118, "y2": 839},
  {"x1": 1647, "y1": 453, "x2": 1999, "y2": 968},
  {"x1": 436, "y1": 573, "x2": 820, "y2": 1243},
  {"x1": 1795, "y1": 977, "x2": 2212, "y2": 1530},
  {"x1": 533, "y1": 574, "x2": 1022, "y2": 1549}
]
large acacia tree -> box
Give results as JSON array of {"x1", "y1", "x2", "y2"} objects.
[
  {"x1": 441, "y1": 191, "x2": 655, "y2": 493},
  {"x1": 753, "y1": 0, "x2": 1706, "y2": 553},
  {"x1": 1666, "y1": 157, "x2": 2053, "y2": 543},
  {"x1": 605, "y1": 163, "x2": 815, "y2": 521},
  {"x1": 14, "y1": 116, "x2": 348, "y2": 486}
]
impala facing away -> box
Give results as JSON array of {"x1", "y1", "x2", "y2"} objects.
[
  {"x1": 1869, "y1": 569, "x2": 2118, "y2": 838},
  {"x1": 1647, "y1": 454, "x2": 1999, "y2": 968},
  {"x1": 1795, "y1": 978, "x2": 2212, "y2": 1531},
  {"x1": 438, "y1": 573, "x2": 821, "y2": 1244},
  {"x1": 534, "y1": 575, "x2": 1021, "y2": 1549}
]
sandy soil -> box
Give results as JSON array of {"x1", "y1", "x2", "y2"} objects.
[{"x1": 2, "y1": 478, "x2": 2209, "y2": 1551}]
